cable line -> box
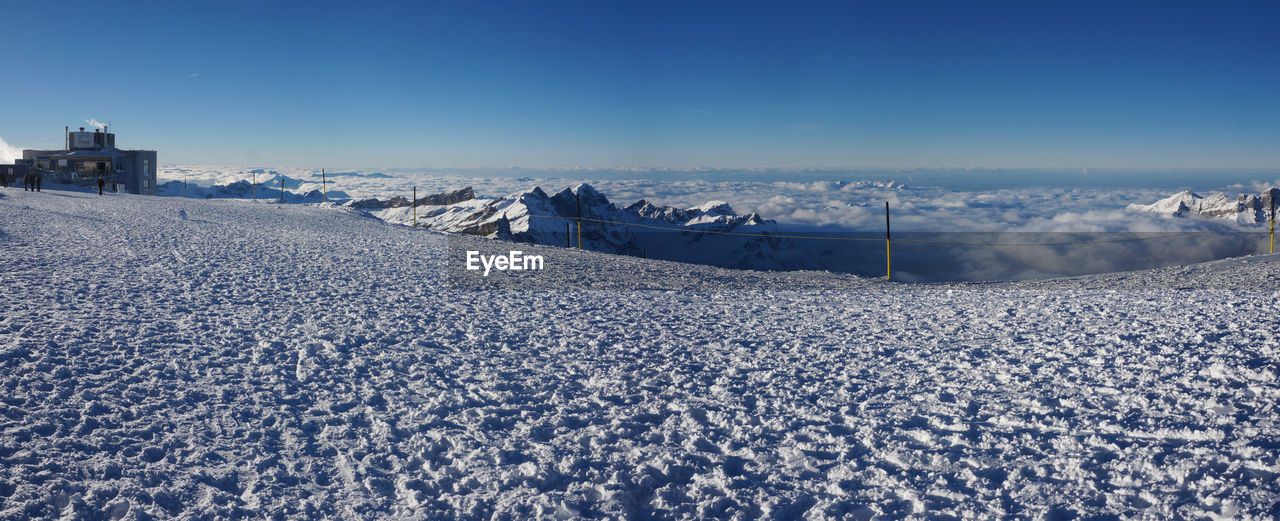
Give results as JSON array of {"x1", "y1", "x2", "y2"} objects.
[{"x1": 526, "y1": 214, "x2": 1231, "y2": 247}]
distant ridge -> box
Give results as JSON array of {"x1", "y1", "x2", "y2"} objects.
[{"x1": 1129, "y1": 188, "x2": 1280, "y2": 224}]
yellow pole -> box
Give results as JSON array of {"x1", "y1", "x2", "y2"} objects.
[
  {"x1": 885, "y1": 201, "x2": 891, "y2": 280},
  {"x1": 886, "y1": 239, "x2": 891, "y2": 279},
  {"x1": 577, "y1": 220, "x2": 582, "y2": 250}
]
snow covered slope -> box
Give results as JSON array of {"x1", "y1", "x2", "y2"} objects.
[
  {"x1": 1, "y1": 189, "x2": 1278, "y2": 520},
  {"x1": 1128, "y1": 188, "x2": 1280, "y2": 224}
]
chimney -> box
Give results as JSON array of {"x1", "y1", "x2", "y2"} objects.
[{"x1": 80, "y1": 127, "x2": 85, "y2": 132}]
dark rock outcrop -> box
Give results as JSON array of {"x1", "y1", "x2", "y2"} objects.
[{"x1": 348, "y1": 187, "x2": 475, "y2": 209}]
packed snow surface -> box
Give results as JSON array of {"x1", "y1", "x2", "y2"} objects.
[{"x1": 1, "y1": 189, "x2": 1278, "y2": 520}]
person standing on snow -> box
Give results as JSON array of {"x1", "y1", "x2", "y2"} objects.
[
  {"x1": 97, "y1": 175, "x2": 105, "y2": 196},
  {"x1": 34, "y1": 170, "x2": 42, "y2": 192},
  {"x1": 23, "y1": 171, "x2": 31, "y2": 191}
]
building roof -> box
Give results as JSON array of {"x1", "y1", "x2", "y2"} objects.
[{"x1": 48, "y1": 149, "x2": 127, "y2": 159}]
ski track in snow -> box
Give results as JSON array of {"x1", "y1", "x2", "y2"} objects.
[{"x1": 1, "y1": 189, "x2": 1278, "y2": 520}]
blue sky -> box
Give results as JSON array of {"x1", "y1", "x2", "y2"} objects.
[{"x1": 4, "y1": 1, "x2": 1278, "y2": 169}]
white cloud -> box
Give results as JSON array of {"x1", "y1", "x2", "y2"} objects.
[{"x1": 0, "y1": 136, "x2": 20, "y2": 164}]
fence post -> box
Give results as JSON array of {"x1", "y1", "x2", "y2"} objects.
[
  {"x1": 251, "y1": 171, "x2": 256, "y2": 201},
  {"x1": 566, "y1": 222, "x2": 571, "y2": 248},
  {"x1": 1270, "y1": 197, "x2": 1275, "y2": 254},
  {"x1": 885, "y1": 201, "x2": 891, "y2": 280},
  {"x1": 412, "y1": 186, "x2": 417, "y2": 228},
  {"x1": 576, "y1": 191, "x2": 582, "y2": 250},
  {"x1": 321, "y1": 169, "x2": 327, "y2": 203},
  {"x1": 280, "y1": 176, "x2": 285, "y2": 203}
]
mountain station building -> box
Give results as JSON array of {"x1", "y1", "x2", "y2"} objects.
[{"x1": 10, "y1": 126, "x2": 157, "y2": 195}]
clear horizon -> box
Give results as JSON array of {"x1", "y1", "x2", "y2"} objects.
[{"x1": 4, "y1": 1, "x2": 1279, "y2": 169}]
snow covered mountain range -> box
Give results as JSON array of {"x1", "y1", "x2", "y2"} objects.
[
  {"x1": 1128, "y1": 188, "x2": 1280, "y2": 224},
  {"x1": 158, "y1": 171, "x2": 345, "y2": 203},
  {"x1": 372, "y1": 184, "x2": 798, "y2": 270}
]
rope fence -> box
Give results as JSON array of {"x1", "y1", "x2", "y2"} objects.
[
  {"x1": 513, "y1": 200, "x2": 1276, "y2": 279},
  {"x1": 532, "y1": 214, "x2": 883, "y2": 242},
  {"x1": 893, "y1": 230, "x2": 1220, "y2": 247},
  {"x1": 527, "y1": 213, "x2": 1233, "y2": 246}
]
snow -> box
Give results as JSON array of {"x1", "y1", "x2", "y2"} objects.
[
  {"x1": 2, "y1": 188, "x2": 1279, "y2": 520},
  {"x1": 687, "y1": 201, "x2": 734, "y2": 215},
  {"x1": 1128, "y1": 188, "x2": 1280, "y2": 224}
]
